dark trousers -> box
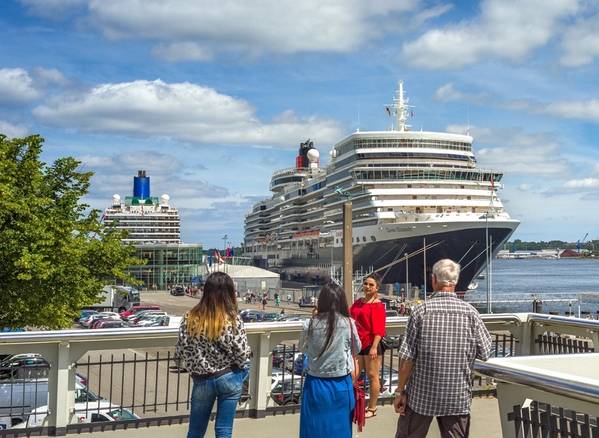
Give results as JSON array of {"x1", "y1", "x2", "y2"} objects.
[{"x1": 395, "y1": 406, "x2": 470, "y2": 438}]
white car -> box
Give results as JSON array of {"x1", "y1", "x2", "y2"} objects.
[{"x1": 16, "y1": 401, "x2": 139, "y2": 428}]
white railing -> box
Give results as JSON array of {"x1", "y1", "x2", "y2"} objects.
[{"x1": 0, "y1": 313, "x2": 597, "y2": 436}]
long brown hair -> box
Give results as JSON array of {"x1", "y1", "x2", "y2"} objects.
[
  {"x1": 308, "y1": 282, "x2": 350, "y2": 359},
  {"x1": 187, "y1": 272, "x2": 238, "y2": 340}
]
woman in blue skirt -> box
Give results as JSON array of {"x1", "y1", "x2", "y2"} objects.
[{"x1": 299, "y1": 282, "x2": 361, "y2": 438}]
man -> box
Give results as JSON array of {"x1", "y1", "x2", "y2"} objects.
[{"x1": 394, "y1": 259, "x2": 492, "y2": 438}]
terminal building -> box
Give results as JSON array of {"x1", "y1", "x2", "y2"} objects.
[{"x1": 103, "y1": 170, "x2": 203, "y2": 289}]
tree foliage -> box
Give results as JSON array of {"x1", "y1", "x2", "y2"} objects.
[{"x1": 0, "y1": 134, "x2": 141, "y2": 329}]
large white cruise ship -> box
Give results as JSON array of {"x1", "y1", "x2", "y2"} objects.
[{"x1": 244, "y1": 83, "x2": 519, "y2": 292}]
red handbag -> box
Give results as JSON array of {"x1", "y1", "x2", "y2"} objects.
[{"x1": 350, "y1": 320, "x2": 366, "y2": 432}]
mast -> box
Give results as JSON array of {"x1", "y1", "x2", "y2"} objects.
[{"x1": 387, "y1": 80, "x2": 412, "y2": 132}]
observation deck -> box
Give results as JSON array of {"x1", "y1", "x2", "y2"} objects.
[{"x1": 0, "y1": 313, "x2": 597, "y2": 437}]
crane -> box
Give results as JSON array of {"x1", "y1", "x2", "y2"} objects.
[{"x1": 576, "y1": 232, "x2": 589, "y2": 253}]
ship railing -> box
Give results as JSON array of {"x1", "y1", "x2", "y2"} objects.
[{"x1": 0, "y1": 313, "x2": 597, "y2": 436}]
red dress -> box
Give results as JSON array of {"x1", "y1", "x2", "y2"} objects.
[{"x1": 349, "y1": 299, "x2": 386, "y2": 348}]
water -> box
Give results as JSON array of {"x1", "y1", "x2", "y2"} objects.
[{"x1": 466, "y1": 258, "x2": 599, "y2": 315}]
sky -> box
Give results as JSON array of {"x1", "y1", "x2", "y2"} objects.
[{"x1": 2, "y1": 0, "x2": 599, "y2": 248}]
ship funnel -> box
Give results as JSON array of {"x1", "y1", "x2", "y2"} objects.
[{"x1": 133, "y1": 170, "x2": 151, "y2": 199}]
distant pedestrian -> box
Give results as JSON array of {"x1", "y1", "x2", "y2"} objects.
[
  {"x1": 394, "y1": 259, "x2": 492, "y2": 438},
  {"x1": 275, "y1": 294, "x2": 281, "y2": 307},
  {"x1": 176, "y1": 272, "x2": 251, "y2": 438},
  {"x1": 350, "y1": 272, "x2": 386, "y2": 418},
  {"x1": 299, "y1": 282, "x2": 361, "y2": 438},
  {"x1": 261, "y1": 296, "x2": 267, "y2": 310},
  {"x1": 287, "y1": 293, "x2": 292, "y2": 304}
]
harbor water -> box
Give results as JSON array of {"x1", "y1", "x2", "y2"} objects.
[{"x1": 466, "y1": 258, "x2": 599, "y2": 315}]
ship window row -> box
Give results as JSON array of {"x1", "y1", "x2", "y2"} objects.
[
  {"x1": 271, "y1": 175, "x2": 304, "y2": 188},
  {"x1": 353, "y1": 169, "x2": 502, "y2": 182},
  {"x1": 356, "y1": 152, "x2": 474, "y2": 161},
  {"x1": 336, "y1": 139, "x2": 471, "y2": 155}
]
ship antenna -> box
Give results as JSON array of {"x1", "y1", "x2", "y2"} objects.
[{"x1": 386, "y1": 81, "x2": 413, "y2": 132}]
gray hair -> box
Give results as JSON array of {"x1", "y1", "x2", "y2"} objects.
[{"x1": 432, "y1": 259, "x2": 460, "y2": 286}]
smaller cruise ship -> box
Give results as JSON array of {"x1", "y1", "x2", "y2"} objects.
[
  {"x1": 103, "y1": 170, "x2": 181, "y2": 245},
  {"x1": 244, "y1": 82, "x2": 519, "y2": 292}
]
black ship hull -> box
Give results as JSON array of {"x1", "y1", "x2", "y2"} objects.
[{"x1": 259, "y1": 225, "x2": 515, "y2": 293}]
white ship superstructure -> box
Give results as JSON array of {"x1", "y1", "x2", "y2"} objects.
[
  {"x1": 244, "y1": 83, "x2": 519, "y2": 291},
  {"x1": 103, "y1": 170, "x2": 181, "y2": 245}
]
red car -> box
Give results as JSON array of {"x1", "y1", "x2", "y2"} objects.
[{"x1": 119, "y1": 305, "x2": 160, "y2": 319}]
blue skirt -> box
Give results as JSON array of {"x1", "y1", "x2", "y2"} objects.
[{"x1": 299, "y1": 373, "x2": 355, "y2": 438}]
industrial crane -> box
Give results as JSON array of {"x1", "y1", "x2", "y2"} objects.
[{"x1": 576, "y1": 232, "x2": 589, "y2": 253}]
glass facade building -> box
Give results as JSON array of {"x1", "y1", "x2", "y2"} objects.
[{"x1": 127, "y1": 244, "x2": 204, "y2": 290}]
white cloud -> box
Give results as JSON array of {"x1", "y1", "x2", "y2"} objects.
[
  {"x1": 560, "y1": 13, "x2": 599, "y2": 66},
  {"x1": 433, "y1": 83, "x2": 464, "y2": 102},
  {"x1": 0, "y1": 68, "x2": 41, "y2": 103},
  {"x1": 22, "y1": 0, "x2": 420, "y2": 59},
  {"x1": 152, "y1": 42, "x2": 213, "y2": 62},
  {"x1": 541, "y1": 99, "x2": 599, "y2": 123},
  {"x1": 33, "y1": 80, "x2": 343, "y2": 148},
  {"x1": 563, "y1": 178, "x2": 599, "y2": 189},
  {"x1": 33, "y1": 67, "x2": 69, "y2": 86},
  {"x1": 0, "y1": 120, "x2": 29, "y2": 138},
  {"x1": 402, "y1": 0, "x2": 579, "y2": 69},
  {"x1": 469, "y1": 128, "x2": 572, "y2": 176}
]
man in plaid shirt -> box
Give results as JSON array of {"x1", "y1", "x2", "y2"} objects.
[{"x1": 394, "y1": 259, "x2": 492, "y2": 438}]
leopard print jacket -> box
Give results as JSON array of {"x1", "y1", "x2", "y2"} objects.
[{"x1": 176, "y1": 314, "x2": 251, "y2": 375}]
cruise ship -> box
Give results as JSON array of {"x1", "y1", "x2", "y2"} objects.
[{"x1": 244, "y1": 83, "x2": 519, "y2": 292}]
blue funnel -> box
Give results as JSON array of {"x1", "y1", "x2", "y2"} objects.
[{"x1": 133, "y1": 170, "x2": 150, "y2": 199}]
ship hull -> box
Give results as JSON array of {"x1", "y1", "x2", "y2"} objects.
[{"x1": 255, "y1": 221, "x2": 517, "y2": 293}]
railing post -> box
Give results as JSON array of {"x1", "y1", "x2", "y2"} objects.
[
  {"x1": 248, "y1": 332, "x2": 271, "y2": 418},
  {"x1": 47, "y1": 341, "x2": 75, "y2": 436},
  {"x1": 517, "y1": 318, "x2": 536, "y2": 356},
  {"x1": 496, "y1": 383, "x2": 524, "y2": 438}
]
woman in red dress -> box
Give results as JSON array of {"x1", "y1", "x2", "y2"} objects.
[{"x1": 349, "y1": 272, "x2": 386, "y2": 418}]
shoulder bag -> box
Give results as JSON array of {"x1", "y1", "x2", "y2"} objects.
[{"x1": 350, "y1": 318, "x2": 366, "y2": 432}]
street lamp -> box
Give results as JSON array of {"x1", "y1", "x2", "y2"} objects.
[{"x1": 405, "y1": 252, "x2": 409, "y2": 299}]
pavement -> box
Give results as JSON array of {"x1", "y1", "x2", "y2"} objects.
[
  {"x1": 83, "y1": 398, "x2": 502, "y2": 437},
  {"x1": 140, "y1": 291, "x2": 312, "y2": 318}
]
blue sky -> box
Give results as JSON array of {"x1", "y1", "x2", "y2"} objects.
[{"x1": 2, "y1": 0, "x2": 599, "y2": 248}]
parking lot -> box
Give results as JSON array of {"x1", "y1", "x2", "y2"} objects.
[{"x1": 139, "y1": 291, "x2": 313, "y2": 319}]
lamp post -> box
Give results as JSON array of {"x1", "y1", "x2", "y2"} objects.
[
  {"x1": 405, "y1": 252, "x2": 409, "y2": 299},
  {"x1": 335, "y1": 187, "x2": 353, "y2": 305}
]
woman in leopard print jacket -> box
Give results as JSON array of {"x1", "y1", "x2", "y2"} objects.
[{"x1": 176, "y1": 272, "x2": 251, "y2": 438}]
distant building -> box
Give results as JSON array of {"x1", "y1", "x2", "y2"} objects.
[
  {"x1": 559, "y1": 249, "x2": 580, "y2": 258},
  {"x1": 103, "y1": 170, "x2": 181, "y2": 245},
  {"x1": 103, "y1": 171, "x2": 203, "y2": 289}
]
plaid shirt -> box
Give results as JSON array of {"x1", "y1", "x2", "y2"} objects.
[{"x1": 398, "y1": 291, "x2": 492, "y2": 416}]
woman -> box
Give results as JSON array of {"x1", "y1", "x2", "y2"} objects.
[
  {"x1": 350, "y1": 272, "x2": 386, "y2": 418},
  {"x1": 176, "y1": 272, "x2": 251, "y2": 438},
  {"x1": 299, "y1": 282, "x2": 361, "y2": 438}
]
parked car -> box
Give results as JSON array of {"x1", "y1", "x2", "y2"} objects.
[
  {"x1": 170, "y1": 286, "x2": 185, "y2": 296},
  {"x1": 93, "y1": 320, "x2": 126, "y2": 329},
  {"x1": 0, "y1": 379, "x2": 99, "y2": 427},
  {"x1": 127, "y1": 311, "x2": 168, "y2": 326},
  {"x1": 134, "y1": 315, "x2": 170, "y2": 327},
  {"x1": 0, "y1": 354, "x2": 49, "y2": 380},
  {"x1": 119, "y1": 305, "x2": 160, "y2": 319},
  {"x1": 270, "y1": 379, "x2": 303, "y2": 405},
  {"x1": 18, "y1": 401, "x2": 139, "y2": 428},
  {"x1": 263, "y1": 312, "x2": 282, "y2": 322},
  {"x1": 239, "y1": 310, "x2": 265, "y2": 323},
  {"x1": 75, "y1": 310, "x2": 98, "y2": 323},
  {"x1": 80, "y1": 312, "x2": 120, "y2": 328}
]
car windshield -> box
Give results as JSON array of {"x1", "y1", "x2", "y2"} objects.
[{"x1": 107, "y1": 408, "x2": 137, "y2": 420}]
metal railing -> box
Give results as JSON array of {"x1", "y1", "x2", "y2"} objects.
[{"x1": 0, "y1": 313, "x2": 597, "y2": 436}]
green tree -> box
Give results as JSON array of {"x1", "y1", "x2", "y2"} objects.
[{"x1": 0, "y1": 134, "x2": 141, "y2": 329}]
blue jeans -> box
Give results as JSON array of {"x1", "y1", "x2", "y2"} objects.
[{"x1": 187, "y1": 367, "x2": 249, "y2": 438}]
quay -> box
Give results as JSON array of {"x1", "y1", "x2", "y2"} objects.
[{"x1": 0, "y1": 313, "x2": 597, "y2": 437}]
